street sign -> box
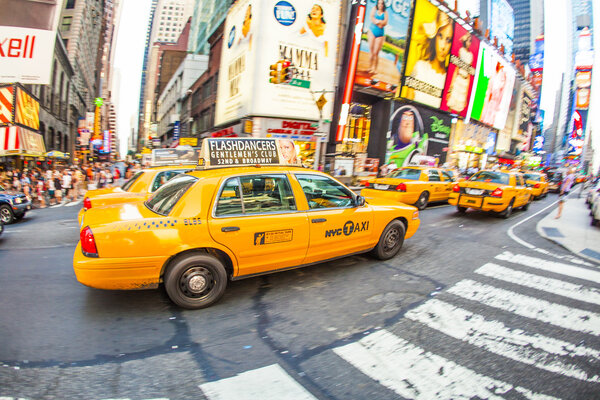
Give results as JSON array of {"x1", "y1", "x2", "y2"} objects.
[
  {"x1": 316, "y1": 94, "x2": 327, "y2": 111},
  {"x1": 289, "y1": 78, "x2": 311, "y2": 89}
]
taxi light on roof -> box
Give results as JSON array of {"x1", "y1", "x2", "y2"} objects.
[
  {"x1": 452, "y1": 184, "x2": 460, "y2": 192},
  {"x1": 83, "y1": 197, "x2": 92, "y2": 210},
  {"x1": 81, "y1": 226, "x2": 98, "y2": 257},
  {"x1": 491, "y1": 188, "x2": 503, "y2": 197},
  {"x1": 396, "y1": 183, "x2": 407, "y2": 192}
]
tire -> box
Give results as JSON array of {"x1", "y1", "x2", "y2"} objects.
[
  {"x1": 521, "y1": 196, "x2": 531, "y2": 211},
  {"x1": 164, "y1": 253, "x2": 228, "y2": 309},
  {"x1": 456, "y1": 205, "x2": 467, "y2": 213},
  {"x1": 0, "y1": 205, "x2": 14, "y2": 224},
  {"x1": 371, "y1": 220, "x2": 406, "y2": 260},
  {"x1": 500, "y1": 199, "x2": 514, "y2": 219},
  {"x1": 14, "y1": 213, "x2": 25, "y2": 221},
  {"x1": 415, "y1": 191, "x2": 429, "y2": 210},
  {"x1": 592, "y1": 218, "x2": 598, "y2": 227}
]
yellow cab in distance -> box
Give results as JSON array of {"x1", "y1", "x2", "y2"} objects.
[
  {"x1": 78, "y1": 165, "x2": 194, "y2": 223},
  {"x1": 361, "y1": 166, "x2": 456, "y2": 210},
  {"x1": 73, "y1": 138, "x2": 421, "y2": 309},
  {"x1": 522, "y1": 171, "x2": 549, "y2": 199},
  {"x1": 448, "y1": 169, "x2": 533, "y2": 218}
]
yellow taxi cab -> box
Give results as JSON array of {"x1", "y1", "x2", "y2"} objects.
[
  {"x1": 73, "y1": 138, "x2": 420, "y2": 309},
  {"x1": 360, "y1": 166, "x2": 456, "y2": 210},
  {"x1": 448, "y1": 170, "x2": 533, "y2": 218},
  {"x1": 522, "y1": 171, "x2": 549, "y2": 199},
  {"x1": 78, "y1": 165, "x2": 193, "y2": 223}
]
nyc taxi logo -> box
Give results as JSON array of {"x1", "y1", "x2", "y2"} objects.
[{"x1": 325, "y1": 220, "x2": 369, "y2": 238}]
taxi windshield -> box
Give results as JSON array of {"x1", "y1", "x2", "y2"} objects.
[
  {"x1": 145, "y1": 174, "x2": 197, "y2": 215},
  {"x1": 470, "y1": 171, "x2": 510, "y2": 185},
  {"x1": 387, "y1": 168, "x2": 422, "y2": 180},
  {"x1": 523, "y1": 173, "x2": 541, "y2": 181},
  {"x1": 121, "y1": 171, "x2": 144, "y2": 191}
]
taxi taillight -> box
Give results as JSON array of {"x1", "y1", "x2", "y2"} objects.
[
  {"x1": 452, "y1": 184, "x2": 460, "y2": 193},
  {"x1": 81, "y1": 226, "x2": 98, "y2": 257},
  {"x1": 83, "y1": 197, "x2": 92, "y2": 210},
  {"x1": 534, "y1": 183, "x2": 540, "y2": 188},
  {"x1": 491, "y1": 188, "x2": 504, "y2": 197},
  {"x1": 396, "y1": 183, "x2": 407, "y2": 192},
  {"x1": 364, "y1": 181, "x2": 370, "y2": 187}
]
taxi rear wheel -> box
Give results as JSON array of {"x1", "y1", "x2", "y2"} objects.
[
  {"x1": 456, "y1": 206, "x2": 467, "y2": 213},
  {"x1": 372, "y1": 220, "x2": 406, "y2": 260},
  {"x1": 164, "y1": 254, "x2": 228, "y2": 309},
  {"x1": 415, "y1": 192, "x2": 429, "y2": 210},
  {"x1": 500, "y1": 199, "x2": 514, "y2": 219}
]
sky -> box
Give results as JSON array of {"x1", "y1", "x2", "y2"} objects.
[{"x1": 112, "y1": 0, "x2": 152, "y2": 156}]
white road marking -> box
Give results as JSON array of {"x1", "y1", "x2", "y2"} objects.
[
  {"x1": 406, "y1": 299, "x2": 600, "y2": 382},
  {"x1": 334, "y1": 329, "x2": 559, "y2": 400},
  {"x1": 199, "y1": 364, "x2": 317, "y2": 400},
  {"x1": 506, "y1": 198, "x2": 561, "y2": 249},
  {"x1": 448, "y1": 279, "x2": 600, "y2": 335},
  {"x1": 476, "y1": 263, "x2": 600, "y2": 305},
  {"x1": 49, "y1": 203, "x2": 63, "y2": 208},
  {"x1": 495, "y1": 252, "x2": 600, "y2": 284},
  {"x1": 65, "y1": 199, "x2": 83, "y2": 207}
]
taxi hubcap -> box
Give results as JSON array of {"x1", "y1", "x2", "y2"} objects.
[
  {"x1": 181, "y1": 267, "x2": 213, "y2": 297},
  {"x1": 384, "y1": 228, "x2": 399, "y2": 251}
]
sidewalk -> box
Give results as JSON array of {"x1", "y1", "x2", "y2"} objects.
[{"x1": 536, "y1": 196, "x2": 600, "y2": 264}]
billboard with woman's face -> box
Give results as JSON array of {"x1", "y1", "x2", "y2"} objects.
[
  {"x1": 400, "y1": 0, "x2": 454, "y2": 108},
  {"x1": 439, "y1": 23, "x2": 480, "y2": 117},
  {"x1": 466, "y1": 42, "x2": 515, "y2": 130},
  {"x1": 355, "y1": 0, "x2": 413, "y2": 95}
]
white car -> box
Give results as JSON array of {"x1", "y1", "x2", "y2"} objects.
[
  {"x1": 590, "y1": 183, "x2": 600, "y2": 226},
  {"x1": 586, "y1": 182, "x2": 600, "y2": 208}
]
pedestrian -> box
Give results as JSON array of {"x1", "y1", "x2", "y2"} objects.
[
  {"x1": 54, "y1": 171, "x2": 63, "y2": 204},
  {"x1": 555, "y1": 168, "x2": 576, "y2": 219}
]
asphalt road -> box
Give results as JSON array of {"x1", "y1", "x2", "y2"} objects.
[{"x1": 0, "y1": 194, "x2": 599, "y2": 400}]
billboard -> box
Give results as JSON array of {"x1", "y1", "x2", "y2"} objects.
[
  {"x1": 387, "y1": 101, "x2": 452, "y2": 167},
  {"x1": 215, "y1": 0, "x2": 340, "y2": 126},
  {"x1": 467, "y1": 42, "x2": 516, "y2": 130},
  {"x1": 15, "y1": 87, "x2": 39, "y2": 130},
  {"x1": 354, "y1": 0, "x2": 413, "y2": 95},
  {"x1": 0, "y1": 0, "x2": 64, "y2": 84},
  {"x1": 0, "y1": 85, "x2": 14, "y2": 125},
  {"x1": 400, "y1": 0, "x2": 454, "y2": 108},
  {"x1": 566, "y1": 110, "x2": 586, "y2": 157},
  {"x1": 575, "y1": 88, "x2": 590, "y2": 109},
  {"x1": 517, "y1": 89, "x2": 533, "y2": 136},
  {"x1": 490, "y1": 0, "x2": 514, "y2": 57},
  {"x1": 440, "y1": 22, "x2": 480, "y2": 117},
  {"x1": 529, "y1": 36, "x2": 544, "y2": 93}
]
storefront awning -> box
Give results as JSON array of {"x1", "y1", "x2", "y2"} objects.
[{"x1": 0, "y1": 126, "x2": 46, "y2": 156}]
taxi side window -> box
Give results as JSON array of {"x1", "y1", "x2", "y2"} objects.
[
  {"x1": 239, "y1": 175, "x2": 296, "y2": 214},
  {"x1": 295, "y1": 174, "x2": 354, "y2": 209},
  {"x1": 515, "y1": 175, "x2": 524, "y2": 186},
  {"x1": 151, "y1": 170, "x2": 184, "y2": 192},
  {"x1": 441, "y1": 171, "x2": 453, "y2": 181},
  {"x1": 215, "y1": 178, "x2": 243, "y2": 216},
  {"x1": 428, "y1": 170, "x2": 441, "y2": 182}
]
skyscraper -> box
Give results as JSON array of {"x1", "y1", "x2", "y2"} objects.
[{"x1": 507, "y1": 0, "x2": 544, "y2": 65}]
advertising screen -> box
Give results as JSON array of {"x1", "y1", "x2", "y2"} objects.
[
  {"x1": 490, "y1": 0, "x2": 514, "y2": 57},
  {"x1": 400, "y1": 0, "x2": 454, "y2": 108},
  {"x1": 387, "y1": 101, "x2": 452, "y2": 167},
  {"x1": 529, "y1": 36, "x2": 544, "y2": 93},
  {"x1": 440, "y1": 22, "x2": 480, "y2": 117},
  {"x1": 354, "y1": 0, "x2": 412, "y2": 95},
  {"x1": 566, "y1": 110, "x2": 586, "y2": 156},
  {"x1": 518, "y1": 89, "x2": 533, "y2": 136},
  {"x1": 215, "y1": 0, "x2": 340, "y2": 126},
  {"x1": 575, "y1": 88, "x2": 590, "y2": 109},
  {"x1": 15, "y1": 87, "x2": 39, "y2": 130},
  {"x1": 467, "y1": 42, "x2": 515, "y2": 130},
  {"x1": 0, "y1": 0, "x2": 64, "y2": 84}
]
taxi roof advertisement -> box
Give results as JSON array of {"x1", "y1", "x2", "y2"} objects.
[
  {"x1": 354, "y1": 0, "x2": 413, "y2": 95},
  {"x1": 215, "y1": 0, "x2": 340, "y2": 126},
  {"x1": 0, "y1": 0, "x2": 64, "y2": 84},
  {"x1": 200, "y1": 138, "x2": 301, "y2": 166},
  {"x1": 466, "y1": 41, "x2": 516, "y2": 130}
]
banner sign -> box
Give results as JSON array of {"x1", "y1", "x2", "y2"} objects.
[
  {"x1": 0, "y1": 85, "x2": 14, "y2": 125},
  {"x1": 0, "y1": 0, "x2": 64, "y2": 84},
  {"x1": 354, "y1": 0, "x2": 413, "y2": 95},
  {"x1": 15, "y1": 87, "x2": 39, "y2": 130},
  {"x1": 440, "y1": 22, "x2": 480, "y2": 117},
  {"x1": 575, "y1": 88, "x2": 590, "y2": 109},
  {"x1": 518, "y1": 89, "x2": 533, "y2": 135},
  {"x1": 566, "y1": 110, "x2": 586, "y2": 157},
  {"x1": 400, "y1": 0, "x2": 454, "y2": 108},
  {"x1": 387, "y1": 101, "x2": 452, "y2": 167},
  {"x1": 199, "y1": 138, "x2": 302, "y2": 166},
  {"x1": 152, "y1": 147, "x2": 201, "y2": 166}
]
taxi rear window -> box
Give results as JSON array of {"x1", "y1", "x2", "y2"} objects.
[
  {"x1": 470, "y1": 171, "x2": 509, "y2": 185},
  {"x1": 121, "y1": 171, "x2": 143, "y2": 191},
  {"x1": 145, "y1": 174, "x2": 197, "y2": 216},
  {"x1": 387, "y1": 169, "x2": 422, "y2": 180},
  {"x1": 523, "y1": 173, "x2": 541, "y2": 181}
]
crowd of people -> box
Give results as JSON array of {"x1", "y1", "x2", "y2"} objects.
[{"x1": 0, "y1": 162, "x2": 139, "y2": 209}]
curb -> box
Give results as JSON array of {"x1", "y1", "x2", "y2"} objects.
[{"x1": 536, "y1": 226, "x2": 600, "y2": 266}]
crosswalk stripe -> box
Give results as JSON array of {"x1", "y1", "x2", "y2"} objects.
[
  {"x1": 476, "y1": 263, "x2": 600, "y2": 305},
  {"x1": 334, "y1": 329, "x2": 559, "y2": 400},
  {"x1": 406, "y1": 299, "x2": 600, "y2": 382},
  {"x1": 448, "y1": 279, "x2": 600, "y2": 335},
  {"x1": 495, "y1": 252, "x2": 600, "y2": 284},
  {"x1": 65, "y1": 199, "x2": 83, "y2": 207},
  {"x1": 199, "y1": 364, "x2": 317, "y2": 400}
]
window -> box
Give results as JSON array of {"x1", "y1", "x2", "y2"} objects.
[
  {"x1": 145, "y1": 174, "x2": 197, "y2": 216},
  {"x1": 515, "y1": 175, "x2": 524, "y2": 186},
  {"x1": 523, "y1": 173, "x2": 540, "y2": 182},
  {"x1": 215, "y1": 175, "x2": 296, "y2": 216},
  {"x1": 427, "y1": 170, "x2": 441, "y2": 182},
  {"x1": 151, "y1": 170, "x2": 189, "y2": 192},
  {"x1": 441, "y1": 171, "x2": 454, "y2": 181},
  {"x1": 469, "y1": 171, "x2": 509, "y2": 185},
  {"x1": 66, "y1": 0, "x2": 76, "y2": 9},
  {"x1": 295, "y1": 174, "x2": 354, "y2": 209},
  {"x1": 61, "y1": 16, "x2": 72, "y2": 32},
  {"x1": 387, "y1": 168, "x2": 422, "y2": 180}
]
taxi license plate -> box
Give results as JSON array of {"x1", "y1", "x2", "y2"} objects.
[
  {"x1": 374, "y1": 184, "x2": 389, "y2": 190},
  {"x1": 466, "y1": 188, "x2": 484, "y2": 195},
  {"x1": 461, "y1": 196, "x2": 481, "y2": 207}
]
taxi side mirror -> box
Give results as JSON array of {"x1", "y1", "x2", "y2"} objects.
[{"x1": 355, "y1": 195, "x2": 366, "y2": 207}]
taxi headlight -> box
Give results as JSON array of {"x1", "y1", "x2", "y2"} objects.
[
  {"x1": 14, "y1": 197, "x2": 22, "y2": 204},
  {"x1": 412, "y1": 210, "x2": 419, "y2": 220}
]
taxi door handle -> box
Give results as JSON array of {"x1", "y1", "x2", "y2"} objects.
[
  {"x1": 221, "y1": 226, "x2": 240, "y2": 232},
  {"x1": 311, "y1": 218, "x2": 327, "y2": 223}
]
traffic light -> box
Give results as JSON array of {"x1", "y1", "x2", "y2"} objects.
[
  {"x1": 281, "y1": 60, "x2": 294, "y2": 83},
  {"x1": 269, "y1": 61, "x2": 283, "y2": 84}
]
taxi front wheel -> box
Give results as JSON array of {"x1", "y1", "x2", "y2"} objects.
[
  {"x1": 371, "y1": 220, "x2": 406, "y2": 260},
  {"x1": 164, "y1": 254, "x2": 228, "y2": 309}
]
